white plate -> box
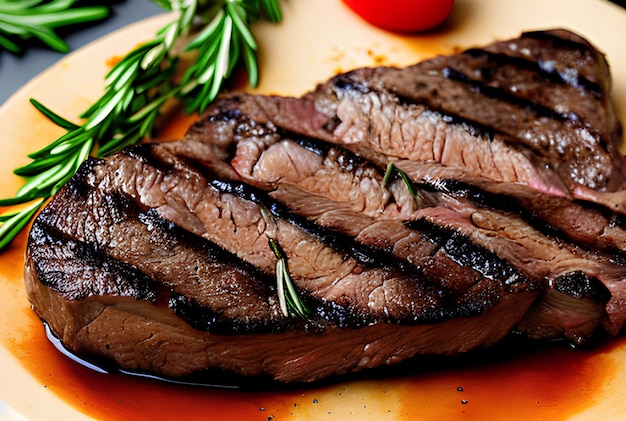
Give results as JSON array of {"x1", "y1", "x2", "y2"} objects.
[{"x1": 2, "y1": 0, "x2": 626, "y2": 419}]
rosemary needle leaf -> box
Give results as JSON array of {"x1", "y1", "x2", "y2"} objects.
[
  {"x1": 14, "y1": 149, "x2": 75, "y2": 176},
  {"x1": 128, "y1": 94, "x2": 172, "y2": 124},
  {"x1": 261, "y1": 0, "x2": 282, "y2": 22},
  {"x1": 215, "y1": 15, "x2": 232, "y2": 79},
  {"x1": 26, "y1": 127, "x2": 86, "y2": 160},
  {"x1": 228, "y1": 3, "x2": 257, "y2": 51},
  {"x1": 29, "y1": 25, "x2": 69, "y2": 53},
  {"x1": 186, "y1": 9, "x2": 224, "y2": 51},
  {"x1": 84, "y1": 89, "x2": 126, "y2": 131},
  {"x1": 0, "y1": 32, "x2": 20, "y2": 53},
  {"x1": 29, "y1": 98, "x2": 79, "y2": 131},
  {"x1": 268, "y1": 237, "x2": 312, "y2": 318},
  {"x1": 112, "y1": 61, "x2": 140, "y2": 91},
  {"x1": 0, "y1": 1, "x2": 42, "y2": 13},
  {"x1": 0, "y1": 191, "x2": 41, "y2": 207},
  {"x1": 242, "y1": 42, "x2": 259, "y2": 87},
  {"x1": 382, "y1": 162, "x2": 394, "y2": 186},
  {"x1": 32, "y1": 0, "x2": 78, "y2": 14},
  {"x1": 16, "y1": 156, "x2": 76, "y2": 198},
  {"x1": 0, "y1": 200, "x2": 44, "y2": 250},
  {"x1": 275, "y1": 257, "x2": 288, "y2": 317},
  {"x1": 4, "y1": 8, "x2": 110, "y2": 29}
]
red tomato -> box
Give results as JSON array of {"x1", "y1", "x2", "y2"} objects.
[{"x1": 343, "y1": 0, "x2": 455, "y2": 33}]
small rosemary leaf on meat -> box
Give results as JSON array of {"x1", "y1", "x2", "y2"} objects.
[
  {"x1": 383, "y1": 162, "x2": 424, "y2": 209},
  {"x1": 268, "y1": 238, "x2": 312, "y2": 318}
]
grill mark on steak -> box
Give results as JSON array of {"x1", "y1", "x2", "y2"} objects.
[
  {"x1": 519, "y1": 30, "x2": 608, "y2": 88},
  {"x1": 178, "y1": 146, "x2": 539, "y2": 323},
  {"x1": 461, "y1": 48, "x2": 602, "y2": 98},
  {"x1": 28, "y1": 221, "x2": 156, "y2": 302},
  {"x1": 361, "y1": 68, "x2": 622, "y2": 192},
  {"x1": 441, "y1": 66, "x2": 570, "y2": 122},
  {"x1": 394, "y1": 161, "x2": 626, "y2": 258},
  {"x1": 207, "y1": 178, "x2": 384, "y2": 266},
  {"x1": 305, "y1": 84, "x2": 572, "y2": 196}
]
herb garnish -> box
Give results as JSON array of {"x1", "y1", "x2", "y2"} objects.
[
  {"x1": 0, "y1": 0, "x2": 111, "y2": 54},
  {"x1": 268, "y1": 238, "x2": 312, "y2": 318},
  {"x1": 383, "y1": 161, "x2": 423, "y2": 208},
  {"x1": 260, "y1": 207, "x2": 311, "y2": 318},
  {"x1": 0, "y1": 0, "x2": 282, "y2": 250}
]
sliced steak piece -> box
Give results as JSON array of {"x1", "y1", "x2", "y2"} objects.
[{"x1": 24, "y1": 29, "x2": 626, "y2": 383}]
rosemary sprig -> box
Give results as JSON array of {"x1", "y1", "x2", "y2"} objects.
[
  {"x1": 0, "y1": 0, "x2": 111, "y2": 54},
  {"x1": 268, "y1": 238, "x2": 312, "y2": 318},
  {"x1": 260, "y1": 206, "x2": 311, "y2": 318},
  {"x1": 0, "y1": 0, "x2": 282, "y2": 250},
  {"x1": 180, "y1": 0, "x2": 282, "y2": 112},
  {"x1": 383, "y1": 162, "x2": 423, "y2": 208}
]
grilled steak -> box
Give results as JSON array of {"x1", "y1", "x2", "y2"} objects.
[{"x1": 24, "y1": 29, "x2": 626, "y2": 383}]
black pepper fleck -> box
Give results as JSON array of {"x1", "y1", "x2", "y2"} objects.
[
  {"x1": 461, "y1": 399, "x2": 468, "y2": 405},
  {"x1": 457, "y1": 386, "x2": 464, "y2": 392}
]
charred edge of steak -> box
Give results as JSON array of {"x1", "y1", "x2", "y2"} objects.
[
  {"x1": 518, "y1": 30, "x2": 609, "y2": 91},
  {"x1": 552, "y1": 271, "x2": 612, "y2": 302},
  {"x1": 522, "y1": 29, "x2": 595, "y2": 52}
]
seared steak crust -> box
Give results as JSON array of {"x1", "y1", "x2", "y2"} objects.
[{"x1": 24, "y1": 29, "x2": 626, "y2": 383}]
